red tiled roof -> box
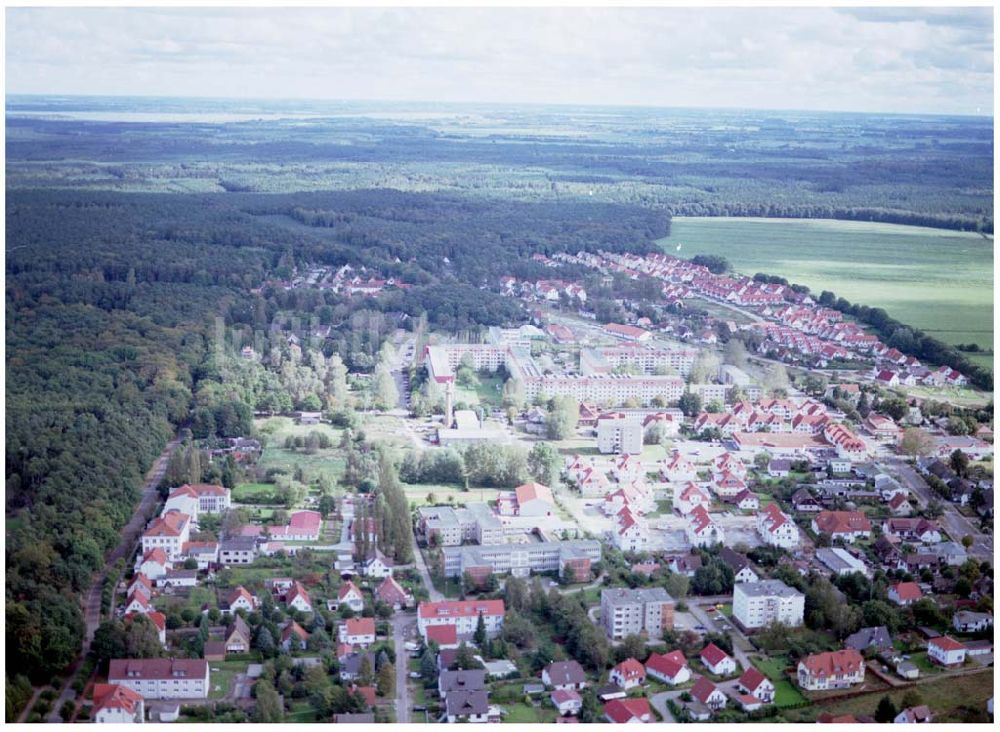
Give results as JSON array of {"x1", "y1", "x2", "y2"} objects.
[
  {"x1": 418, "y1": 599, "x2": 505, "y2": 620},
  {"x1": 891, "y1": 582, "x2": 923, "y2": 602},
  {"x1": 426, "y1": 624, "x2": 458, "y2": 645},
  {"x1": 645, "y1": 650, "x2": 687, "y2": 679},
  {"x1": 611, "y1": 658, "x2": 645, "y2": 681},
  {"x1": 344, "y1": 617, "x2": 375, "y2": 636},
  {"x1": 738, "y1": 667, "x2": 769, "y2": 693},
  {"x1": 799, "y1": 649, "x2": 864, "y2": 678},
  {"x1": 930, "y1": 635, "x2": 965, "y2": 652},
  {"x1": 690, "y1": 676, "x2": 721, "y2": 704},
  {"x1": 93, "y1": 683, "x2": 143, "y2": 715},
  {"x1": 700, "y1": 643, "x2": 730, "y2": 668},
  {"x1": 603, "y1": 697, "x2": 651, "y2": 723}
]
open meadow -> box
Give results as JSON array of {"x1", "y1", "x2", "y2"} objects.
[{"x1": 661, "y1": 218, "x2": 994, "y2": 367}]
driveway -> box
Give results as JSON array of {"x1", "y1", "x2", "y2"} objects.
[
  {"x1": 687, "y1": 601, "x2": 754, "y2": 671},
  {"x1": 649, "y1": 690, "x2": 682, "y2": 722}
]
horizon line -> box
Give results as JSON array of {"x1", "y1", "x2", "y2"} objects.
[{"x1": 5, "y1": 91, "x2": 994, "y2": 120}]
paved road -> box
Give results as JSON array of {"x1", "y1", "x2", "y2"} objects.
[
  {"x1": 392, "y1": 612, "x2": 417, "y2": 723},
  {"x1": 46, "y1": 437, "x2": 180, "y2": 722},
  {"x1": 649, "y1": 690, "x2": 681, "y2": 722},
  {"x1": 412, "y1": 540, "x2": 444, "y2": 602},
  {"x1": 687, "y1": 601, "x2": 754, "y2": 672},
  {"x1": 889, "y1": 458, "x2": 993, "y2": 561}
]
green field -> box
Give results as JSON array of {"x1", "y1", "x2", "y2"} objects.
[
  {"x1": 254, "y1": 417, "x2": 346, "y2": 484},
  {"x1": 661, "y1": 218, "x2": 994, "y2": 360}
]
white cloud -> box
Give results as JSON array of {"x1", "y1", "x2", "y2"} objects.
[{"x1": 5, "y1": 7, "x2": 993, "y2": 115}]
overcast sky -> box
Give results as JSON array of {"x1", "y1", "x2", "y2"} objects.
[{"x1": 5, "y1": 6, "x2": 994, "y2": 115}]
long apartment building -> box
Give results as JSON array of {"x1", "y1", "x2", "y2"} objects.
[
  {"x1": 732, "y1": 580, "x2": 805, "y2": 630},
  {"x1": 416, "y1": 503, "x2": 504, "y2": 546},
  {"x1": 417, "y1": 599, "x2": 505, "y2": 641},
  {"x1": 600, "y1": 587, "x2": 675, "y2": 640},
  {"x1": 425, "y1": 344, "x2": 685, "y2": 407},
  {"x1": 442, "y1": 540, "x2": 601, "y2": 582},
  {"x1": 108, "y1": 659, "x2": 210, "y2": 700},
  {"x1": 580, "y1": 345, "x2": 697, "y2": 378}
]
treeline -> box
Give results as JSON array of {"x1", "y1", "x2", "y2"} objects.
[{"x1": 669, "y1": 203, "x2": 992, "y2": 234}]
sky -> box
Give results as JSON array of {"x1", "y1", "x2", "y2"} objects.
[{"x1": 4, "y1": 6, "x2": 994, "y2": 115}]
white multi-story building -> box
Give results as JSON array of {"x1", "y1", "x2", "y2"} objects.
[
  {"x1": 140, "y1": 512, "x2": 191, "y2": 560},
  {"x1": 755, "y1": 504, "x2": 800, "y2": 549},
  {"x1": 108, "y1": 659, "x2": 209, "y2": 699},
  {"x1": 597, "y1": 413, "x2": 643, "y2": 455},
  {"x1": 417, "y1": 503, "x2": 504, "y2": 547},
  {"x1": 733, "y1": 580, "x2": 804, "y2": 629},
  {"x1": 797, "y1": 650, "x2": 865, "y2": 691},
  {"x1": 600, "y1": 588, "x2": 675, "y2": 640}
]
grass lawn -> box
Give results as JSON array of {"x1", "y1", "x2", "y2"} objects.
[
  {"x1": 254, "y1": 417, "x2": 347, "y2": 484},
  {"x1": 454, "y1": 373, "x2": 504, "y2": 407},
  {"x1": 232, "y1": 482, "x2": 279, "y2": 502},
  {"x1": 751, "y1": 655, "x2": 806, "y2": 707},
  {"x1": 206, "y1": 659, "x2": 247, "y2": 700},
  {"x1": 153, "y1": 586, "x2": 216, "y2": 616},
  {"x1": 502, "y1": 702, "x2": 558, "y2": 723},
  {"x1": 784, "y1": 669, "x2": 993, "y2": 723},
  {"x1": 910, "y1": 652, "x2": 943, "y2": 675},
  {"x1": 402, "y1": 483, "x2": 502, "y2": 507},
  {"x1": 286, "y1": 700, "x2": 318, "y2": 722}
]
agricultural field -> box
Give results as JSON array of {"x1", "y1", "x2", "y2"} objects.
[{"x1": 661, "y1": 218, "x2": 994, "y2": 362}]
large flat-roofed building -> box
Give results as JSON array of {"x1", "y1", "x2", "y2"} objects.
[
  {"x1": 416, "y1": 503, "x2": 504, "y2": 547},
  {"x1": 597, "y1": 413, "x2": 644, "y2": 455},
  {"x1": 580, "y1": 345, "x2": 697, "y2": 378},
  {"x1": 108, "y1": 659, "x2": 210, "y2": 699},
  {"x1": 600, "y1": 587, "x2": 675, "y2": 640},
  {"x1": 427, "y1": 342, "x2": 685, "y2": 408},
  {"x1": 733, "y1": 580, "x2": 804, "y2": 629},
  {"x1": 442, "y1": 540, "x2": 601, "y2": 582}
]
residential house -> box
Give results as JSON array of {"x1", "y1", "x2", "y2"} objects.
[
  {"x1": 339, "y1": 652, "x2": 376, "y2": 683},
  {"x1": 221, "y1": 586, "x2": 258, "y2": 615},
  {"x1": 645, "y1": 650, "x2": 690, "y2": 686},
  {"x1": 609, "y1": 658, "x2": 645, "y2": 690},
  {"x1": 225, "y1": 616, "x2": 251, "y2": 653},
  {"x1": 844, "y1": 626, "x2": 893, "y2": 655},
  {"x1": 686, "y1": 505, "x2": 724, "y2": 547},
  {"x1": 796, "y1": 650, "x2": 865, "y2": 691},
  {"x1": 218, "y1": 537, "x2": 258, "y2": 565},
  {"x1": 603, "y1": 698, "x2": 653, "y2": 724},
  {"x1": 928, "y1": 636, "x2": 966, "y2": 667},
  {"x1": 141, "y1": 512, "x2": 191, "y2": 560},
  {"x1": 281, "y1": 621, "x2": 310, "y2": 652},
  {"x1": 337, "y1": 581, "x2": 365, "y2": 613},
  {"x1": 882, "y1": 518, "x2": 942, "y2": 544},
  {"x1": 719, "y1": 547, "x2": 759, "y2": 584},
  {"x1": 338, "y1": 617, "x2": 376, "y2": 647},
  {"x1": 675, "y1": 482, "x2": 711, "y2": 516},
  {"x1": 812, "y1": 510, "x2": 871, "y2": 542},
  {"x1": 92, "y1": 683, "x2": 145, "y2": 724},
  {"x1": 361, "y1": 556, "x2": 393, "y2": 578},
  {"x1": 953, "y1": 611, "x2": 993, "y2": 633},
  {"x1": 444, "y1": 690, "x2": 491, "y2": 723},
  {"x1": 888, "y1": 582, "x2": 923, "y2": 606},
  {"x1": 791, "y1": 488, "x2": 823, "y2": 513},
  {"x1": 756, "y1": 504, "x2": 800, "y2": 549},
  {"x1": 136, "y1": 548, "x2": 170, "y2": 580},
  {"x1": 894, "y1": 705, "x2": 933, "y2": 724},
  {"x1": 543, "y1": 661, "x2": 588, "y2": 691},
  {"x1": 551, "y1": 689, "x2": 583, "y2": 717},
  {"x1": 700, "y1": 643, "x2": 737, "y2": 676},
  {"x1": 285, "y1": 581, "x2": 313, "y2": 613},
  {"x1": 737, "y1": 668, "x2": 774, "y2": 704},
  {"x1": 690, "y1": 677, "x2": 727, "y2": 712},
  {"x1": 375, "y1": 576, "x2": 413, "y2": 610}
]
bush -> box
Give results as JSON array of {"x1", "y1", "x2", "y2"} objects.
[{"x1": 60, "y1": 701, "x2": 76, "y2": 721}]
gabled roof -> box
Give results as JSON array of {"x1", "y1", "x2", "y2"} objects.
[
  {"x1": 890, "y1": 582, "x2": 923, "y2": 602},
  {"x1": 343, "y1": 617, "x2": 375, "y2": 636},
  {"x1": 611, "y1": 658, "x2": 645, "y2": 680},
  {"x1": 700, "y1": 643, "x2": 731, "y2": 668},
  {"x1": 426, "y1": 624, "x2": 458, "y2": 646},
  {"x1": 798, "y1": 649, "x2": 864, "y2": 678},
  {"x1": 690, "y1": 676, "x2": 722, "y2": 704},
  {"x1": 141, "y1": 547, "x2": 169, "y2": 565},
  {"x1": 92, "y1": 683, "x2": 143, "y2": 716},
  {"x1": 544, "y1": 660, "x2": 587, "y2": 686},
  {"x1": 515, "y1": 481, "x2": 554, "y2": 505},
  {"x1": 338, "y1": 580, "x2": 362, "y2": 600},
  {"x1": 603, "y1": 697, "x2": 651, "y2": 723},
  {"x1": 738, "y1": 667, "x2": 770, "y2": 694},
  {"x1": 645, "y1": 650, "x2": 687, "y2": 679},
  {"x1": 281, "y1": 620, "x2": 310, "y2": 643},
  {"x1": 143, "y1": 512, "x2": 190, "y2": 538},
  {"x1": 929, "y1": 635, "x2": 965, "y2": 652}
]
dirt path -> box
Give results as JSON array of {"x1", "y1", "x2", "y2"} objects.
[{"x1": 46, "y1": 436, "x2": 181, "y2": 722}]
